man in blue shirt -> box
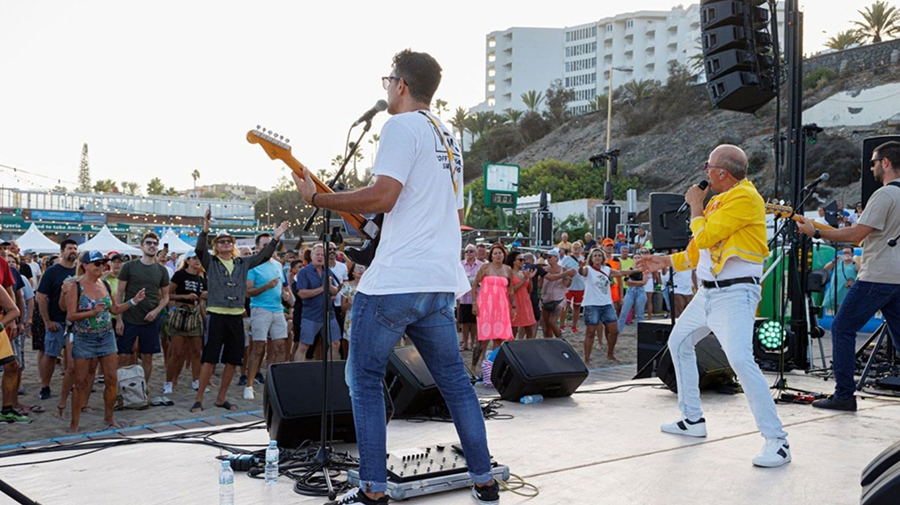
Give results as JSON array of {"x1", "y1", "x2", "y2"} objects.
[
  {"x1": 296, "y1": 244, "x2": 341, "y2": 361},
  {"x1": 243, "y1": 233, "x2": 290, "y2": 399}
]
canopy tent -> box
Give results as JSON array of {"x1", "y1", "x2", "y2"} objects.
[
  {"x1": 159, "y1": 228, "x2": 195, "y2": 254},
  {"x1": 14, "y1": 223, "x2": 61, "y2": 254},
  {"x1": 79, "y1": 226, "x2": 142, "y2": 255}
]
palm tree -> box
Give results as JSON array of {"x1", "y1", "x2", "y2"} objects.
[
  {"x1": 503, "y1": 108, "x2": 524, "y2": 125},
  {"x1": 588, "y1": 94, "x2": 609, "y2": 113},
  {"x1": 147, "y1": 177, "x2": 165, "y2": 195},
  {"x1": 432, "y1": 98, "x2": 449, "y2": 118},
  {"x1": 520, "y1": 90, "x2": 544, "y2": 114},
  {"x1": 622, "y1": 79, "x2": 660, "y2": 104},
  {"x1": 852, "y1": 1, "x2": 900, "y2": 43},
  {"x1": 92, "y1": 179, "x2": 119, "y2": 193},
  {"x1": 121, "y1": 181, "x2": 141, "y2": 195},
  {"x1": 191, "y1": 169, "x2": 200, "y2": 188},
  {"x1": 825, "y1": 30, "x2": 864, "y2": 50},
  {"x1": 449, "y1": 107, "x2": 469, "y2": 151}
]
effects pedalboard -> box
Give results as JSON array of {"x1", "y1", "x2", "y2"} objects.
[{"x1": 348, "y1": 442, "x2": 510, "y2": 500}]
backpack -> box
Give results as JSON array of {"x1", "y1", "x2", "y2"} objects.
[{"x1": 116, "y1": 365, "x2": 149, "y2": 410}]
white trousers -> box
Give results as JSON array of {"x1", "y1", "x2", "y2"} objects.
[{"x1": 667, "y1": 283, "x2": 788, "y2": 440}]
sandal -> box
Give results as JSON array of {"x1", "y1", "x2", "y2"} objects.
[
  {"x1": 53, "y1": 405, "x2": 66, "y2": 419},
  {"x1": 214, "y1": 401, "x2": 238, "y2": 411},
  {"x1": 190, "y1": 401, "x2": 203, "y2": 413}
]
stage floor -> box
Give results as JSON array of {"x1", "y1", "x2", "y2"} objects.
[{"x1": 1, "y1": 372, "x2": 898, "y2": 505}]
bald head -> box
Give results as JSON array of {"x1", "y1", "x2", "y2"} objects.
[{"x1": 710, "y1": 144, "x2": 748, "y2": 180}]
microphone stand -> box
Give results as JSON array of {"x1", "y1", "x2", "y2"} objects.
[{"x1": 300, "y1": 119, "x2": 372, "y2": 501}]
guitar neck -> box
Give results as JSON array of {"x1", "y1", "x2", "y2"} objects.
[
  {"x1": 279, "y1": 155, "x2": 368, "y2": 234},
  {"x1": 788, "y1": 214, "x2": 833, "y2": 232}
]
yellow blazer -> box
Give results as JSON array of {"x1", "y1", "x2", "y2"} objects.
[{"x1": 671, "y1": 179, "x2": 769, "y2": 277}]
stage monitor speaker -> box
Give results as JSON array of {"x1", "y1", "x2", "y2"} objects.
[
  {"x1": 649, "y1": 193, "x2": 690, "y2": 250},
  {"x1": 491, "y1": 339, "x2": 588, "y2": 401},
  {"x1": 636, "y1": 320, "x2": 675, "y2": 378},
  {"x1": 657, "y1": 335, "x2": 735, "y2": 393},
  {"x1": 385, "y1": 346, "x2": 471, "y2": 418},
  {"x1": 264, "y1": 360, "x2": 393, "y2": 448},
  {"x1": 862, "y1": 136, "x2": 900, "y2": 208},
  {"x1": 862, "y1": 440, "x2": 900, "y2": 487},
  {"x1": 862, "y1": 459, "x2": 900, "y2": 505}
]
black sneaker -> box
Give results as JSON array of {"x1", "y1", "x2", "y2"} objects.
[
  {"x1": 472, "y1": 481, "x2": 500, "y2": 505},
  {"x1": 812, "y1": 395, "x2": 857, "y2": 411},
  {"x1": 237, "y1": 375, "x2": 248, "y2": 387},
  {"x1": 326, "y1": 487, "x2": 388, "y2": 505},
  {"x1": 255, "y1": 372, "x2": 266, "y2": 385},
  {"x1": 39, "y1": 386, "x2": 51, "y2": 400}
]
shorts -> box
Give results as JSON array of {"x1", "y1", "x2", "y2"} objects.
[
  {"x1": 583, "y1": 305, "x2": 617, "y2": 326},
  {"x1": 293, "y1": 317, "x2": 302, "y2": 343},
  {"x1": 73, "y1": 330, "x2": 118, "y2": 359},
  {"x1": 202, "y1": 313, "x2": 245, "y2": 366},
  {"x1": 565, "y1": 290, "x2": 585, "y2": 305},
  {"x1": 299, "y1": 318, "x2": 342, "y2": 346},
  {"x1": 44, "y1": 324, "x2": 68, "y2": 358},
  {"x1": 458, "y1": 303, "x2": 476, "y2": 324},
  {"x1": 250, "y1": 307, "x2": 289, "y2": 342},
  {"x1": 117, "y1": 318, "x2": 162, "y2": 355},
  {"x1": 0, "y1": 330, "x2": 15, "y2": 367}
]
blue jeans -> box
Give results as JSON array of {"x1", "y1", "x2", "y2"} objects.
[
  {"x1": 617, "y1": 287, "x2": 647, "y2": 332},
  {"x1": 347, "y1": 292, "x2": 493, "y2": 494},
  {"x1": 831, "y1": 281, "x2": 900, "y2": 400}
]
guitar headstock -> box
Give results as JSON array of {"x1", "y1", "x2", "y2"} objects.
[
  {"x1": 765, "y1": 200, "x2": 794, "y2": 217},
  {"x1": 247, "y1": 126, "x2": 291, "y2": 162}
]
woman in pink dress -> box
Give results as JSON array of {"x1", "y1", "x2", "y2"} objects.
[
  {"x1": 505, "y1": 251, "x2": 536, "y2": 339},
  {"x1": 472, "y1": 243, "x2": 515, "y2": 369}
]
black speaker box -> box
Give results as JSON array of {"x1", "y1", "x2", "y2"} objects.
[
  {"x1": 657, "y1": 334, "x2": 735, "y2": 393},
  {"x1": 491, "y1": 339, "x2": 588, "y2": 401},
  {"x1": 649, "y1": 193, "x2": 690, "y2": 251},
  {"x1": 862, "y1": 440, "x2": 900, "y2": 487},
  {"x1": 862, "y1": 136, "x2": 900, "y2": 208},
  {"x1": 636, "y1": 320, "x2": 675, "y2": 378},
  {"x1": 385, "y1": 346, "x2": 475, "y2": 418},
  {"x1": 707, "y1": 71, "x2": 775, "y2": 114},
  {"x1": 862, "y1": 459, "x2": 900, "y2": 505},
  {"x1": 264, "y1": 360, "x2": 393, "y2": 448}
]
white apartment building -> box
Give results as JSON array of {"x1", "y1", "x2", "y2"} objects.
[{"x1": 479, "y1": 3, "x2": 785, "y2": 117}]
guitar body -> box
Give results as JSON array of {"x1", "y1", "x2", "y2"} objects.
[{"x1": 344, "y1": 213, "x2": 384, "y2": 267}]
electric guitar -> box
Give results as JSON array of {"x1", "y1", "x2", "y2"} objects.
[
  {"x1": 247, "y1": 126, "x2": 382, "y2": 266},
  {"x1": 765, "y1": 202, "x2": 836, "y2": 232}
]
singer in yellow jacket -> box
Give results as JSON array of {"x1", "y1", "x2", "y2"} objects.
[
  {"x1": 670, "y1": 177, "x2": 769, "y2": 278},
  {"x1": 638, "y1": 144, "x2": 790, "y2": 469}
]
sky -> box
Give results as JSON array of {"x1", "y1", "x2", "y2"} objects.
[{"x1": 0, "y1": 0, "x2": 887, "y2": 194}]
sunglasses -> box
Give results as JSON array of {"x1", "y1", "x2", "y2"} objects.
[
  {"x1": 465, "y1": 250, "x2": 475, "y2": 253},
  {"x1": 699, "y1": 161, "x2": 725, "y2": 171},
  {"x1": 90, "y1": 260, "x2": 108, "y2": 266},
  {"x1": 143, "y1": 241, "x2": 158, "y2": 246},
  {"x1": 216, "y1": 240, "x2": 233, "y2": 245},
  {"x1": 871, "y1": 157, "x2": 883, "y2": 167},
  {"x1": 382, "y1": 76, "x2": 401, "y2": 90}
]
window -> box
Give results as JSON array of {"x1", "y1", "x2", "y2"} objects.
[
  {"x1": 626, "y1": 20, "x2": 634, "y2": 29},
  {"x1": 488, "y1": 68, "x2": 496, "y2": 77},
  {"x1": 488, "y1": 52, "x2": 496, "y2": 62},
  {"x1": 488, "y1": 38, "x2": 496, "y2": 48},
  {"x1": 488, "y1": 82, "x2": 495, "y2": 92},
  {"x1": 488, "y1": 97, "x2": 495, "y2": 107},
  {"x1": 607, "y1": 24, "x2": 613, "y2": 32}
]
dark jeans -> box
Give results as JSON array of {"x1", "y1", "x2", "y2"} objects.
[{"x1": 831, "y1": 280, "x2": 900, "y2": 399}]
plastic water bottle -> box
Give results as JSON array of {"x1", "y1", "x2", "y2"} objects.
[
  {"x1": 219, "y1": 460, "x2": 234, "y2": 505},
  {"x1": 519, "y1": 394, "x2": 544, "y2": 404},
  {"x1": 265, "y1": 440, "x2": 279, "y2": 484}
]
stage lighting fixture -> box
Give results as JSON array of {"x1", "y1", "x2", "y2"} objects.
[
  {"x1": 757, "y1": 320, "x2": 784, "y2": 350},
  {"x1": 754, "y1": 319, "x2": 793, "y2": 370}
]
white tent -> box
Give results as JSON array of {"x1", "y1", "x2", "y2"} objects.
[
  {"x1": 79, "y1": 226, "x2": 142, "y2": 255},
  {"x1": 15, "y1": 223, "x2": 61, "y2": 254},
  {"x1": 159, "y1": 228, "x2": 195, "y2": 254}
]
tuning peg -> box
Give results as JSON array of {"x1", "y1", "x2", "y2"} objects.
[
  {"x1": 286, "y1": 139, "x2": 290, "y2": 143},
  {"x1": 279, "y1": 135, "x2": 284, "y2": 140},
  {"x1": 256, "y1": 125, "x2": 261, "y2": 130}
]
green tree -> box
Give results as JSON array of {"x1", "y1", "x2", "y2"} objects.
[
  {"x1": 825, "y1": 30, "x2": 863, "y2": 50},
  {"x1": 121, "y1": 181, "x2": 141, "y2": 195},
  {"x1": 92, "y1": 179, "x2": 119, "y2": 193},
  {"x1": 588, "y1": 94, "x2": 609, "y2": 114},
  {"x1": 432, "y1": 98, "x2": 449, "y2": 118},
  {"x1": 520, "y1": 90, "x2": 544, "y2": 114},
  {"x1": 448, "y1": 107, "x2": 469, "y2": 152},
  {"x1": 165, "y1": 187, "x2": 179, "y2": 196},
  {"x1": 78, "y1": 143, "x2": 91, "y2": 192},
  {"x1": 622, "y1": 79, "x2": 660, "y2": 105},
  {"x1": 191, "y1": 169, "x2": 201, "y2": 188},
  {"x1": 53, "y1": 185, "x2": 68, "y2": 192},
  {"x1": 543, "y1": 79, "x2": 575, "y2": 127},
  {"x1": 852, "y1": 1, "x2": 900, "y2": 43},
  {"x1": 147, "y1": 177, "x2": 166, "y2": 195},
  {"x1": 502, "y1": 108, "x2": 524, "y2": 125}
]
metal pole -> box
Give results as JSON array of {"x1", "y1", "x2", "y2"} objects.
[{"x1": 606, "y1": 69, "x2": 613, "y2": 183}]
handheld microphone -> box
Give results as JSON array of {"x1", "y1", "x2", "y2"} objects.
[
  {"x1": 677, "y1": 180, "x2": 709, "y2": 214},
  {"x1": 802, "y1": 172, "x2": 830, "y2": 191},
  {"x1": 352, "y1": 100, "x2": 388, "y2": 127}
]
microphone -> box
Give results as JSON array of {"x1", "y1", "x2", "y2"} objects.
[
  {"x1": 677, "y1": 180, "x2": 709, "y2": 214},
  {"x1": 802, "y1": 172, "x2": 830, "y2": 191},
  {"x1": 352, "y1": 100, "x2": 388, "y2": 127}
]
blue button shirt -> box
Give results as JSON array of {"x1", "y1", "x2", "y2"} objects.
[{"x1": 296, "y1": 264, "x2": 339, "y2": 323}]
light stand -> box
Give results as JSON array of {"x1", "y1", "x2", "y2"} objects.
[{"x1": 299, "y1": 119, "x2": 373, "y2": 501}]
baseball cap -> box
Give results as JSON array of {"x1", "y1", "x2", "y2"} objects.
[
  {"x1": 107, "y1": 251, "x2": 125, "y2": 262},
  {"x1": 81, "y1": 250, "x2": 109, "y2": 264},
  {"x1": 185, "y1": 250, "x2": 197, "y2": 259},
  {"x1": 214, "y1": 231, "x2": 235, "y2": 242},
  {"x1": 602, "y1": 238, "x2": 615, "y2": 246},
  {"x1": 22, "y1": 248, "x2": 35, "y2": 255},
  {"x1": 0, "y1": 241, "x2": 10, "y2": 247},
  {"x1": 616, "y1": 233, "x2": 625, "y2": 238},
  {"x1": 546, "y1": 248, "x2": 560, "y2": 258}
]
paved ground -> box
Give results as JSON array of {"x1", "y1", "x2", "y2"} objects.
[{"x1": 1, "y1": 314, "x2": 643, "y2": 446}]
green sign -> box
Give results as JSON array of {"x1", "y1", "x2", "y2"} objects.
[
  {"x1": 0, "y1": 218, "x2": 130, "y2": 233},
  {"x1": 483, "y1": 163, "x2": 519, "y2": 209}
]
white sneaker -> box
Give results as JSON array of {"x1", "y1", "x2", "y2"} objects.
[
  {"x1": 163, "y1": 382, "x2": 173, "y2": 395},
  {"x1": 661, "y1": 417, "x2": 707, "y2": 438},
  {"x1": 191, "y1": 380, "x2": 199, "y2": 391},
  {"x1": 753, "y1": 438, "x2": 791, "y2": 468},
  {"x1": 243, "y1": 386, "x2": 255, "y2": 400}
]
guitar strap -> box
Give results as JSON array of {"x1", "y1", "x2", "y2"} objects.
[{"x1": 419, "y1": 111, "x2": 459, "y2": 195}]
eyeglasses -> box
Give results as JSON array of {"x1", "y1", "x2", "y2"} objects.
[
  {"x1": 216, "y1": 240, "x2": 233, "y2": 245},
  {"x1": 143, "y1": 241, "x2": 158, "y2": 246},
  {"x1": 699, "y1": 162, "x2": 725, "y2": 171},
  {"x1": 515, "y1": 258, "x2": 525, "y2": 262},
  {"x1": 465, "y1": 250, "x2": 475, "y2": 253},
  {"x1": 871, "y1": 157, "x2": 883, "y2": 167},
  {"x1": 382, "y1": 76, "x2": 401, "y2": 90}
]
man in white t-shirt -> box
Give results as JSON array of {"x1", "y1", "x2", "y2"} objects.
[{"x1": 294, "y1": 50, "x2": 498, "y2": 505}]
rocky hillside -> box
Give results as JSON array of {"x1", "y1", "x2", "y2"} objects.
[{"x1": 505, "y1": 64, "x2": 900, "y2": 207}]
